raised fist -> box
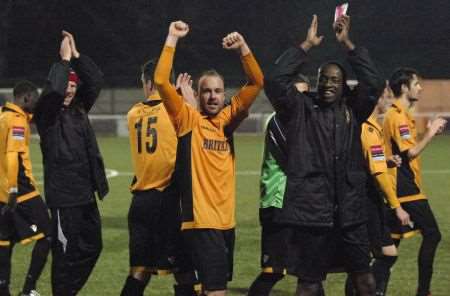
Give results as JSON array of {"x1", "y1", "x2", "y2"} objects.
[
  {"x1": 169, "y1": 21, "x2": 189, "y2": 38},
  {"x1": 222, "y1": 32, "x2": 246, "y2": 50}
]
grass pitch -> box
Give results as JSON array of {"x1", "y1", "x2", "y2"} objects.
[{"x1": 8, "y1": 135, "x2": 450, "y2": 295}]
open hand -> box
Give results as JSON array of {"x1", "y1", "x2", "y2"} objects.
[
  {"x1": 62, "y1": 30, "x2": 80, "y2": 58},
  {"x1": 427, "y1": 117, "x2": 447, "y2": 136},
  {"x1": 60, "y1": 36, "x2": 72, "y2": 61},
  {"x1": 176, "y1": 73, "x2": 197, "y2": 109},
  {"x1": 395, "y1": 206, "x2": 411, "y2": 226}
]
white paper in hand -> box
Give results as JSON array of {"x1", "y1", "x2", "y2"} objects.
[{"x1": 335, "y1": 3, "x2": 349, "y2": 22}]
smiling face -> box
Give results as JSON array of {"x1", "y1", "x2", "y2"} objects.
[
  {"x1": 63, "y1": 81, "x2": 78, "y2": 106},
  {"x1": 198, "y1": 75, "x2": 225, "y2": 116},
  {"x1": 317, "y1": 64, "x2": 344, "y2": 104}
]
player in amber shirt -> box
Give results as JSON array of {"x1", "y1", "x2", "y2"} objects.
[
  {"x1": 121, "y1": 59, "x2": 198, "y2": 296},
  {"x1": 155, "y1": 21, "x2": 263, "y2": 296},
  {"x1": 0, "y1": 81, "x2": 51, "y2": 296},
  {"x1": 383, "y1": 68, "x2": 446, "y2": 296},
  {"x1": 346, "y1": 85, "x2": 411, "y2": 296}
]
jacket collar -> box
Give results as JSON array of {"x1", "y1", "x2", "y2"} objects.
[{"x1": 4, "y1": 102, "x2": 32, "y2": 121}]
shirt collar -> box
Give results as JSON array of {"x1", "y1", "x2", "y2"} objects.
[
  {"x1": 366, "y1": 113, "x2": 382, "y2": 132},
  {"x1": 146, "y1": 92, "x2": 162, "y2": 101}
]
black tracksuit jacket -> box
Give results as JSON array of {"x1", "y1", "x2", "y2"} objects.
[
  {"x1": 34, "y1": 55, "x2": 109, "y2": 208},
  {"x1": 264, "y1": 46, "x2": 384, "y2": 228}
]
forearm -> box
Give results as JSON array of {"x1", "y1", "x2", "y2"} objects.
[
  {"x1": 236, "y1": 53, "x2": 264, "y2": 110},
  {"x1": 374, "y1": 172, "x2": 400, "y2": 208},
  {"x1": 154, "y1": 46, "x2": 184, "y2": 117},
  {"x1": 6, "y1": 152, "x2": 19, "y2": 192},
  {"x1": 265, "y1": 46, "x2": 307, "y2": 111},
  {"x1": 408, "y1": 132, "x2": 433, "y2": 159},
  {"x1": 348, "y1": 47, "x2": 383, "y2": 95},
  {"x1": 35, "y1": 61, "x2": 70, "y2": 117}
]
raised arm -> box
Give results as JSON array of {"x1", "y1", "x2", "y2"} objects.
[
  {"x1": 336, "y1": 16, "x2": 384, "y2": 123},
  {"x1": 34, "y1": 36, "x2": 71, "y2": 126},
  {"x1": 265, "y1": 15, "x2": 322, "y2": 120},
  {"x1": 154, "y1": 21, "x2": 188, "y2": 120},
  {"x1": 63, "y1": 31, "x2": 103, "y2": 112},
  {"x1": 224, "y1": 32, "x2": 264, "y2": 112}
]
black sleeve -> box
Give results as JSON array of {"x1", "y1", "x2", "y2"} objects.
[
  {"x1": 264, "y1": 46, "x2": 308, "y2": 123},
  {"x1": 34, "y1": 60, "x2": 70, "y2": 127},
  {"x1": 347, "y1": 47, "x2": 384, "y2": 123},
  {"x1": 71, "y1": 54, "x2": 104, "y2": 112}
]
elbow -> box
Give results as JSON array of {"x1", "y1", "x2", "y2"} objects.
[
  {"x1": 253, "y1": 73, "x2": 264, "y2": 89},
  {"x1": 153, "y1": 71, "x2": 166, "y2": 89}
]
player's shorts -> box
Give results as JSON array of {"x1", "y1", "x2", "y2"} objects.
[
  {"x1": 288, "y1": 222, "x2": 371, "y2": 282},
  {"x1": 260, "y1": 222, "x2": 291, "y2": 275},
  {"x1": 0, "y1": 196, "x2": 51, "y2": 247},
  {"x1": 389, "y1": 199, "x2": 436, "y2": 240},
  {"x1": 366, "y1": 193, "x2": 394, "y2": 257},
  {"x1": 183, "y1": 228, "x2": 235, "y2": 292},
  {"x1": 128, "y1": 185, "x2": 192, "y2": 274}
]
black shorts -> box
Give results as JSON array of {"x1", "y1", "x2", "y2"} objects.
[
  {"x1": 389, "y1": 199, "x2": 436, "y2": 240},
  {"x1": 260, "y1": 222, "x2": 291, "y2": 274},
  {"x1": 128, "y1": 186, "x2": 192, "y2": 274},
  {"x1": 0, "y1": 196, "x2": 51, "y2": 246},
  {"x1": 288, "y1": 223, "x2": 371, "y2": 282},
  {"x1": 183, "y1": 228, "x2": 235, "y2": 291},
  {"x1": 366, "y1": 195, "x2": 394, "y2": 257}
]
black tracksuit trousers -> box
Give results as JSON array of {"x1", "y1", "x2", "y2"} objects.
[{"x1": 50, "y1": 202, "x2": 102, "y2": 296}]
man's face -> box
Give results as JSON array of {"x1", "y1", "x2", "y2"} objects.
[
  {"x1": 64, "y1": 81, "x2": 78, "y2": 106},
  {"x1": 317, "y1": 64, "x2": 344, "y2": 103},
  {"x1": 406, "y1": 74, "x2": 422, "y2": 102},
  {"x1": 23, "y1": 91, "x2": 40, "y2": 113},
  {"x1": 294, "y1": 82, "x2": 309, "y2": 93},
  {"x1": 377, "y1": 86, "x2": 394, "y2": 114},
  {"x1": 198, "y1": 75, "x2": 225, "y2": 116}
]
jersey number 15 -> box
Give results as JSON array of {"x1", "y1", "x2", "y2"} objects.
[{"x1": 135, "y1": 116, "x2": 158, "y2": 154}]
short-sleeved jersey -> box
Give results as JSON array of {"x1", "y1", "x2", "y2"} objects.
[
  {"x1": 361, "y1": 114, "x2": 388, "y2": 176},
  {"x1": 0, "y1": 102, "x2": 39, "y2": 203},
  {"x1": 383, "y1": 99, "x2": 426, "y2": 203},
  {"x1": 127, "y1": 93, "x2": 177, "y2": 192}
]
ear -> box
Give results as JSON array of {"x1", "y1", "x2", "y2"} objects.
[{"x1": 401, "y1": 83, "x2": 409, "y2": 95}]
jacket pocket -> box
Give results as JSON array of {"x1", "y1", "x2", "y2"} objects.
[{"x1": 284, "y1": 174, "x2": 333, "y2": 225}]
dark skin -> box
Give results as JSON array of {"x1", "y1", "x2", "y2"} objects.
[
  {"x1": 299, "y1": 14, "x2": 353, "y2": 105},
  {"x1": 295, "y1": 15, "x2": 377, "y2": 296},
  {"x1": 317, "y1": 64, "x2": 344, "y2": 104}
]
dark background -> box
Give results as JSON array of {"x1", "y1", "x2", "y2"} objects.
[{"x1": 0, "y1": 0, "x2": 449, "y2": 87}]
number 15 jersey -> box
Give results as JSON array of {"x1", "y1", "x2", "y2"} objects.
[{"x1": 127, "y1": 93, "x2": 177, "y2": 192}]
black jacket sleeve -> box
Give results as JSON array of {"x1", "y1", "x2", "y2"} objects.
[
  {"x1": 34, "y1": 60, "x2": 70, "y2": 127},
  {"x1": 71, "y1": 54, "x2": 104, "y2": 112},
  {"x1": 264, "y1": 47, "x2": 309, "y2": 123},
  {"x1": 347, "y1": 47, "x2": 384, "y2": 123}
]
